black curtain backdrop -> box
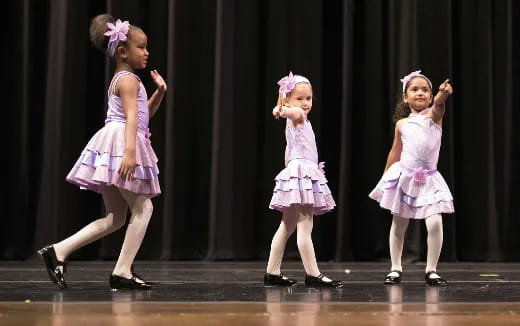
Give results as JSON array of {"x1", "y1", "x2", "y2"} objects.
[{"x1": 4, "y1": 0, "x2": 520, "y2": 262}]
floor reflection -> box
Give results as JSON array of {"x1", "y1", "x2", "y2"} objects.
[
  {"x1": 386, "y1": 285, "x2": 442, "y2": 325},
  {"x1": 264, "y1": 286, "x2": 343, "y2": 326}
]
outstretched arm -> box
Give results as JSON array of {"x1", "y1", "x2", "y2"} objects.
[
  {"x1": 384, "y1": 119, "x2": 404, "y2": 172},
  {"x1": 148, "y1": 70, "x2": 167, "y2": 117},
  {"x1": 279, "y1": 105, "x2": 305, "y2": 122},
  {"x1": 272, "y1": 95, "x2": 305, "y2": 124},
  {"x1": 430, "y1": 79, "x2": 453, "y2": 125}
]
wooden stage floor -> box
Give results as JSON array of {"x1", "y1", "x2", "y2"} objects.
[{"x1": 1, "y1": 261, "x2": 520, "y2": 325}]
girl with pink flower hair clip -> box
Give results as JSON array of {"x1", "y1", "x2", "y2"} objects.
[
  {"x1": 38, "y1": 14, "x2": 167, "y2": 290},
  {"x1": 265, "y1": 71, "x2": 343, "y2": 288},
  {"x1": 369, "y1": 70, "x2": 455, "y2": 287}
]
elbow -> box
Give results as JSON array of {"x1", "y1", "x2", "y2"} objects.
[{"x1": 288, "y1": 109, "x2": 305, "y2": 121}]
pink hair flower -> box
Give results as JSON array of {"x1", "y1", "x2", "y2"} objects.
[
  {"x1": 104, "y1": 19, "x2": 130, "y2": 56},
  {"x1": 277, "y1": 71, "x2": 298, "y2": 98},
  {"x1": 411, "y1": 167, "x2": 428, "y2": 184},
  {"x1": 105, "y1": 19, "x2": 129, "y2": 42}
]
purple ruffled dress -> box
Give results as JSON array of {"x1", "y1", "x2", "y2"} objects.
[
  {"x1": 369, "y1": 109, "x2": 454, "y2": 219},
  {"x1": 66, "y1": 71, "x2": 161, "y2": 197},
  {"x1": 269, "y1": 119, "x2": 336, "y2": 215}
]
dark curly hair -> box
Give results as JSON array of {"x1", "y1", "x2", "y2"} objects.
[
  {"x1": 393, "y1": 77, "x2": 432, "y2": 123},
  {"x1": 393, "y1": 97, "x2": 411, "y2": 123}
]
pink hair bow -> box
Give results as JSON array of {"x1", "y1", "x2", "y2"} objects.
[
  {"x1": 411, "y1": 167, "x2": 428, "y2": 184},
  {"x1": 277, "y1": 71, "x2": 298, "y2": 98},
  {"x1": 276, "y1": 71, "x2": 311, "y2": 98},
  {"x1": 400, "y1": 70, "x2": 432, "y2": 93},
  {"x1": 104, "y1": 19, "x2": 130, "y2": 57}
]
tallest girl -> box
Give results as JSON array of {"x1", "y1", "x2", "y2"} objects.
[{"x1": 38, "y1": 14, "x2": 166, "y2": 290}]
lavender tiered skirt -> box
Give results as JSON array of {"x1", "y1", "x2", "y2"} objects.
[
  {"x1": 369, "y1": 162, "x2": 454, "y2": 219},
  {"x1": 269, "y1": 159, "x2": 335, "y2": 215},
  {"x1": 66, "y1": 121, "x2": 161, "y2": 197}
]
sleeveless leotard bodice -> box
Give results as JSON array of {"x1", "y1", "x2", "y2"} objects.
[
  {"x1": 66, "y1": 71, "x2": 160, "y2": 197},
  {"x1": 286, "y1": 120, "x2": 318, "y2": 164},
  {"x1": 105, "y1": 71, "x2": 150, "y2": 133},
  {"x1": 369, "y1": 108, "x2": 454, "y2": 219},
  {"x1": 270, "y1": 118, "x2": 335, "y2": 215}
]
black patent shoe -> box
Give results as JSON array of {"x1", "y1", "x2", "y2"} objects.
[
  {"x1": 109, "y1": 273, "x2": 156, "y2": 290},
  {"x1": 383, "y1": 270, "x2": 402, "y2": 285},
  {"x1": 264, "y1": 273, "x2": 297, "y2": 286},
  {"x1": 305, "y1": 274, "x2": 343, "y2": 288},
  {"x1": 425, "y1": 271, "x2": 448, "y2": 287},
  {"x1": 37, "y1": 245, "x2": 67, "y2": 289}
]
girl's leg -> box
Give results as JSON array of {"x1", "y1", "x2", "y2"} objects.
[
  {"x1": 425, "y1": 214, "x2": 443, "y2": 274},
  {"x1": 53, "y1": 186, "x2": 128, "y2": 262},
  {"x1": 295, "y1": 205, "x2": 321, "y2": 277},
  {"x1": 389, "y1": 215, "x2": 410, "y2": 273},
  {"x1": 112, "y1": 188, "x2": 154, "y2": 278},
  {"x1": 266, "y1": 205, "x2": 299, "y2": 275},
  {"x1": 296, "y1": 205, "x2": 343, "y2": 287}
]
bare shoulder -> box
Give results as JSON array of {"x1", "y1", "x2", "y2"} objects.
[
  {"x1": 117, "y1": 74, "x2": 139, "y2": 94},
  {"x1": 395, "y1": 118, "x2": 408, "y2": 132},
  {"x1": 117, "y1": 74, "x2": 140, "y2": 90}
]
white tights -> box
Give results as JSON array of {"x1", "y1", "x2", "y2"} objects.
[
  {"x1": 266, "y1": 204, "x2": 322, "y2": 278},
  {"x1": 389, "y1": 214, "x2": 443, "y2": 274},
  {"x1": 53, "y1": 186, "x2": 153, "y2": 278}
]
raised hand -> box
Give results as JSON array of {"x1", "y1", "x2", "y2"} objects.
[
  {"x1": 272, "y1": 106, "x2": 281, "y2": 118},
  {"x1": 434, "y1": 79, "x2": 453, "y2": 105},
  {"x1": 150, "y1": 69, "x2": 167, "y2": 93}
]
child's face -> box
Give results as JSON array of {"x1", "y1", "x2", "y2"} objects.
[
  {"x1": 125, "y1": 29, "x2": 149, "y2": 70},
  {"x1": 285, "y1": 83, "x2": 313, "y2": 114},
  {"x1": 403, "y1": 77, "x2": 432, "y2": 111}
]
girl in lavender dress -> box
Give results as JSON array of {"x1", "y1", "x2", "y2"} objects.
[
  {"x1": 265, "y1": 71, "x2": 342, "y2": 288},
  {"x1": 38, "y1": 14, "x2": 166, "y2": 290},
  {"x1": 369, "y1": 70, "x2": 454, "y2": 286}
]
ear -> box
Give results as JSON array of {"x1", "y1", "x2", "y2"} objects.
[
  {"x1": 402, "y1": 93, "x2": 408, "y2": 104},
  {"x1": 117, "y1": 46, "x2": 127, "y2": 59}
]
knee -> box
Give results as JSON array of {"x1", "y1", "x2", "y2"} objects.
[
  {"x1": 426, "y1": 215, "x2": 443, "y2": 234},
  {"x1": 285, "y1": 225, "x2": 297, "y2": 238},
  {"x1": 112, "y1": 213, "x2": 127, "y2": 230},
  {"x1": 105, "y1": 211, "x2": 127, "y2": 231},
  {"x1": 142, "y1": 199, "x2": 154, "y2": 218},
  {"x1": 130, "y1": 198, "x2": 154, "y2": 218},
  {"x1": 131, "y1": 199, "x2": 153, "y2": 225},
  {"x1": 273, "y1": 225, "x2": 294, "y2": 243},
  {"x1": 427, "y1": 221, "x2": 443, "y2": 234},
  {"x1": 96, "y1": 213, "x2": 122, "y2": 233},
  {"x1": 296, "y1": 232, "x2": 312, "y2": 249},
  {"x1": 394, "y1": 225, "x2": 408, "y2": 237},
  {"x1": 391, "y1": 219, "x2": 409, "y2": 237},
  {"x1": 279, "y1": 219, "x2": 297, "y2": 237}
]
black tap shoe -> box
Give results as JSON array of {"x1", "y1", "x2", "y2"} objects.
[
  {"x1": 37, "y1": 245, "x2": 67, "y2": 289},
  {"x1": 305, "y1": 274, "x2": 343, "y2": 288},
  {"x1": 425, "y1": 271, "x2": 448, "y2": 287},
  {"x1": 264, "y1": 273, "x2": 297, "y2": 286},
  {"x1": 109, "y1": 273, "x2": 156, "y2": 290},
  {"x1": 383, "y1": 270, "x2": 402, "y2": 285}
]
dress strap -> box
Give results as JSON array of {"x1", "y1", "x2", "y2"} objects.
[{"x1": 107, "y1": 71, "x2": 141, "y2": 96}]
